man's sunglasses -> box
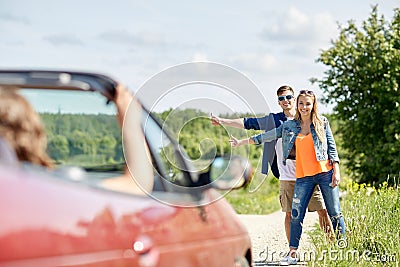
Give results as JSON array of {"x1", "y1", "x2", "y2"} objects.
[
  {"x1": 278, "y1": 95, "x2": 294, "y2": 101},
  {"x1": 299, "y1": 90, "x2": 314, "y2": 95}
]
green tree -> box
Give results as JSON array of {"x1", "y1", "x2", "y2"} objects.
[
  {"x1": 313, "y1": 6, "x2": 400, "y2": 185},
  {"x1": 69, "y1": 130, "x2": 96, "y2": 157},
  {"x1": 97, "y1": 135, "x2": 117, "y2": 159},
  {"x1": 114, "y1": 138, "x2": 124, "y2": 162},
  {"x1": 47, "y1": 135, "x2": 69, "y2": 161}
]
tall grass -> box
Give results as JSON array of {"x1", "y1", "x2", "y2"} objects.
[
  {"x1": 225, "y1": 168, "x2": 281, "y2": 215},
  {"x1": 308, "y1": 180, "x2": 399, "y2": 266}
]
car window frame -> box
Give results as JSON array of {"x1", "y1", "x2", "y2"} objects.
[{"x1": 141, "y1": 109, "x2": 198, "y2": 193}]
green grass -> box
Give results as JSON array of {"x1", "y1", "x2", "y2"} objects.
[
  {"x1": 223, "y1": 155, "x2": 399, "y2": 266},
  {"x1": 225, "y1": 164, "x2": 281, "y2": 214},
  {"x1": 308, "y1": 180, "x2": 399, "y2": 266}
]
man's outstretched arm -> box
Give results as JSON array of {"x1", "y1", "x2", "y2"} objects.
[{"x1": 210, "y1": 113, "x2": 244, "y2": 129}]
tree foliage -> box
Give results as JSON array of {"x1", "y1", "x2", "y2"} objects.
[
  {"x1": 41, "y1": 113, "x2": 122, "y2": 166},
  {"x1": 155, "y1": 108, "x2": 263, "y2": 162},
  {"x1": 42, "y1": 110, "x2": 264, "y2": 169},
  {"x1": 314, "y1": 6, "x2": 400, "y2": 185}
]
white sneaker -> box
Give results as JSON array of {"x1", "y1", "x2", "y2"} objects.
[{"x1": 280, "y1": 255, "x2": 297, "y2": 265}]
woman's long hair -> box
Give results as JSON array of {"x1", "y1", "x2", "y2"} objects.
[
  {"x1": 0, "y1": 87, "x2": 53, "y2": 168},
  {"x1": 294, "y1": 91, "x2": 325, "y2": 142}
]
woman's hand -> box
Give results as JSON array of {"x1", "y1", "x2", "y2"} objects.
[
  {"x1": 106, "y1": 83, "x2": 154, "y2": 195},
  {"x1": 114, "y1": 83, "x2": 134, "y2": 127},
  {"x1": 229, "y1": 136, "x2": 240, "y2": 147},
  {"x1": 331, "y1": 162, "x2": 341, "y2": 188},
  {"x1": 229, "y1": 136, "x2": 253, "y2": 147}
]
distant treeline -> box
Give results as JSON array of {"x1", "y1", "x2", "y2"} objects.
[
  {"x1": 41, "y1": 113, "x2": 123, "y2": 166},
  {"x1": 157, "y1": 108, "x2": 263, "y2": 161},
  {"x1": 41, "y1": 109, "x2": 265, "y2": 167}
]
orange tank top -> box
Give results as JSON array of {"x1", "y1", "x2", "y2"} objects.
[{"x1": 295, "y1": 133, "x2": 332, "y2": 178}]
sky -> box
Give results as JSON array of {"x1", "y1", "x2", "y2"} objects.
[{"x1": 0, "y1": 0, "x2": 398, "y2": 115}]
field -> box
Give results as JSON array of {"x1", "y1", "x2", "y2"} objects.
[
  {"x1": 307, "y1": 180, "x2": 399, "y2": 266},
  {"x1": 226, "y1": 165, "x2": 400, "y2": 266}
]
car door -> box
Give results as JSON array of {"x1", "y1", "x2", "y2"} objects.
[
  {"x1": 137, "y1": 112, "x2": 251, "y2": 267},
  {"x1": 0, "y1": 163, "x2": 177, "y2": 267}
]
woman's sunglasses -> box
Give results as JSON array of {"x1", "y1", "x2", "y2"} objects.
[
  {"x1": 278, "y1": 95, "x2": 294, "y2": 101},
  {"x1": 299, "y1": 90, "x2": 314, "y2": 95}
]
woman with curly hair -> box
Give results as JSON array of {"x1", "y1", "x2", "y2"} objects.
[
  {"x1": 0, "y1": 87, "x2": 53, "y2": 168},
  {"x1": 0, "y1": 85, "x2": 153, "y2": 195}
]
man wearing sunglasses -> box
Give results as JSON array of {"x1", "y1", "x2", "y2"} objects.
[{"x1": 211, "y1": 85, "x2": 332, "y2": 245}]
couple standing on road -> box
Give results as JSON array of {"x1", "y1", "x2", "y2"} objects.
[{"x1": 211, "y1": 85, "x2": 346, "y2": 265}]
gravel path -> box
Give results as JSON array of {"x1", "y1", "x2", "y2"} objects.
[{"x1": 238, "y1": 211, "x2": 319, "y2": 266}]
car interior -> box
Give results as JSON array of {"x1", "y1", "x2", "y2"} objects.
[{"x1": 0, "y1": 137, "x2": 18, "y2": 166}]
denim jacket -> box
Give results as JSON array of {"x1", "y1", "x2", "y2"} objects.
[{"x1": 251, "y1": 116, "x2": 340, "y2": 166}]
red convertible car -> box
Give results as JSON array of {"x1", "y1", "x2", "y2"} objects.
[{"x1": 0, "y1": 70, "x2": 253, "y2": 267}]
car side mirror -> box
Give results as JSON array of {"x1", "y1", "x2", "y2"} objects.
[{"x1": 208, "y1": 156, "x2": 253, "y2": 190}]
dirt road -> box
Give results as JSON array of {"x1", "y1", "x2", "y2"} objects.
[{"x1": 238, "y1": 211, "x2": 319, "y2": 266}]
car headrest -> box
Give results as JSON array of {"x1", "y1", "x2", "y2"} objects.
[{"x1": 0, "y1": 137, "x2": 18, "y2": 166}]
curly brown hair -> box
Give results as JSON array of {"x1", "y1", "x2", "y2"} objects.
[{"x1": 0, "y1": 87, "x2": 53, "y2": 168}]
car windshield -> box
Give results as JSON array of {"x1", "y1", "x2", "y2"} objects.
[
  {"x1": 21, "y1": 88, "x2": 124, "y2": 178},
  {"x1": 20, "y1": 87, "x2": 191, "y2": 191}
]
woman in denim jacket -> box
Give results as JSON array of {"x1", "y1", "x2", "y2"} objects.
[{"x1": 230, "y1": 90, "x2": 345, "y2": 264}]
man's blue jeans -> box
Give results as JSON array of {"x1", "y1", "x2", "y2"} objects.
[{"x1": 289, "y1": 169, "x2": 346, "y2": 249}]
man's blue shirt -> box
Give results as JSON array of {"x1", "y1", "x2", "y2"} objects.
[{"x1": 243, "y1": 112, "x2": 287, "y2": 177}]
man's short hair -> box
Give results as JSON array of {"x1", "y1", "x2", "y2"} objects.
[{"x1": 276, "y1": 85, "x2": 294, "y2": 96}]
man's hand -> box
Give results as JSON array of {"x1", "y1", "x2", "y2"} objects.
[
  {"x1": 210, "y1": 113, "x2": 245, "y2": 129},
  {"x1": 210, "y1": 113, "x2": 222, "y2": 126}
]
